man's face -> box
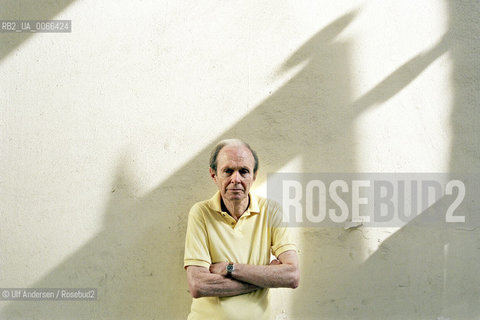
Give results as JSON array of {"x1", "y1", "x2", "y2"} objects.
[{"x1": 210, "y1": 145, "x2": 257, "y2": 203}]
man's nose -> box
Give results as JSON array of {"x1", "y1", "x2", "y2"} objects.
[{"x1": 231, "y1": 171, "x2": 241, "y2": 183}]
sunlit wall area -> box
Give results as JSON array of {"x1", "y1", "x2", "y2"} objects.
[{"x1": 1, "y1": 1, "x2": 478, "y2": 319}]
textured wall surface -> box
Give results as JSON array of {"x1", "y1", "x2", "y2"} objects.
[{"x1": 1, "y1": 1, "x2": 479, "y2": 319}]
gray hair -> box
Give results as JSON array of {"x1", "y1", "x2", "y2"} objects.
[{"x1": 209, "y1": 139, "x2": 259, "y2": 174}]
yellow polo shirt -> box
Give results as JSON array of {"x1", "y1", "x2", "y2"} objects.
[{"x1": 184, "y1": 192, "x2": 296, "y2": 320}]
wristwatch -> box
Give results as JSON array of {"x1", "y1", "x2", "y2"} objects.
[{"x1": 226, "y1": 262, "x2": 235, "y2": 278}]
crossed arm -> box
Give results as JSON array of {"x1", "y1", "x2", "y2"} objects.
[{"x1": 186, "y1": 250, "x2": 299, "y2": 298}]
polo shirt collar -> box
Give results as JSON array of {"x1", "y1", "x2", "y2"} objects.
[{"x1": 209, "y1": 191, "x2": 260, "y2": 215}]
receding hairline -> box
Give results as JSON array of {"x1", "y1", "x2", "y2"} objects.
[
  {"x1": 209, "y1": 139, "x2": 259, "y2": 173},
  {"x1": 217, "y1": 139, "x2": 248, "y2": 149}
]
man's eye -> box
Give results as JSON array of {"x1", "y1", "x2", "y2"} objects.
[{"x1": 240, "y1": 169, "x2": 249, "y2": 175}]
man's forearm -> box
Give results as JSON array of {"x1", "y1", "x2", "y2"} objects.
[
  {"x1": 187, "y1": 266, "x2": 259, "y2": 298},
  {"x1": 195, "y1": 274, "x2": 259, "y2": 298},
  {"x1": 232, "y1": 263, "x2": 299, "y2": 289},
  {"x1": 208, "y1": 251, "x2": 300, "y2": 289}
]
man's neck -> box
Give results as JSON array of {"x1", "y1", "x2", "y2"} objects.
[{"x1": 221, "y1": 196, "x2": 250, "y2": 221}]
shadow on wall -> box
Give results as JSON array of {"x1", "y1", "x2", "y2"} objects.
[
  {"x1": 290, "y1": 2, "x2": 480, "y2": 320},
  {"x1": 2, "y1": 2, "x2": 479, "y2": 320},
  {"x1": 0, "y1": 0, "x2": 77, "y2": 62}
]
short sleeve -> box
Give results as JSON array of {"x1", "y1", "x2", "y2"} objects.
[
  {"x1": 269, "y1": 201, "x2": 297, "y2": 257},
  {"x1": 183, "y1": 204, "x2": 212, "y2": 269}
]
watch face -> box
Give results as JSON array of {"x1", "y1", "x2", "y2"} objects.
[{"x1": 227, "y1": 264, "x2": 234, "y2": 273}]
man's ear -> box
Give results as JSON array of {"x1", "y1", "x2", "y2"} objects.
[
  {"x1": 253, "y1": 172, "x2": 257, "y2": 181},
  {"x1": 209, "y1": 168, "x2": 217, "y2": 182}
]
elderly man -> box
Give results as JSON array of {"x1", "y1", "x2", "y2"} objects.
[{"x1": 184, "y1": 139, "x2": 299, "y2": 320}]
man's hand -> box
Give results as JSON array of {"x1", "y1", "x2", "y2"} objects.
[{"x1": 209, "y1": 261, "x2": 229, "y2": 276}]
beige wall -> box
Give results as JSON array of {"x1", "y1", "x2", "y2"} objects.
[{"x1": 1, "y1": 1, "x2": 479, "y2": 319}]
